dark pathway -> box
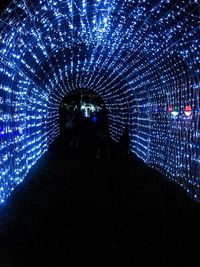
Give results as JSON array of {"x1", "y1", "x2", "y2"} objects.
[{"x1": 0, "y1": 135, "x2": 199, "y2": 267}]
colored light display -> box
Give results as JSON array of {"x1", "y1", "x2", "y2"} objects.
[
  {"x1": 171, "y1": 106, "x2": 179, "y2": 117},
  {"x1": 184, "y1": 105, "x2": 192, "y2": 117},
  {"x1": 0, "y1": 0, "x2": 199, "y2": 203},
  {"x1": 167, "y1": 105, "x2": 173, "y2": 113}
]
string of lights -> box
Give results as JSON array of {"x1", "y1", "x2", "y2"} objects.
[{"x1": 0, "y1": 0, "x2": 199, "y2": 203}]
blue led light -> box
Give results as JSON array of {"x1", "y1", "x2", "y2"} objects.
[
  {"x1": 93, "y1": 116, "x2": 97, "y2": 123},
  {"x1": 0, "y1": 0, "x2": 200, "y2": 202}
]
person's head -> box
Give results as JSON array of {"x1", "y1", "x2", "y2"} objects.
[{"x1": 124, "y1": 126, "x2": 129, "y2": 134}]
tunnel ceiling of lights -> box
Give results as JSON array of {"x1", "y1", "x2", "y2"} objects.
[{"x1": 0, "y1": 0, "x2": 199, "y2": 202}]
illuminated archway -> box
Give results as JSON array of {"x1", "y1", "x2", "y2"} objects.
[{"x1": 0, "y1": 0, "x2": 199, "y2": 202}]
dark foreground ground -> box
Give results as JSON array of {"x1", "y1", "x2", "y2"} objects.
[{"x1": 0, "y1": 131, "x2": 199, "y2": 267}]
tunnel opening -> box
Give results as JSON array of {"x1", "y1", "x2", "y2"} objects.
[
  {"x1": 57, "y1": 88, "x2": 126, "y2": 159},
  {"x1": 59, "y1": 88, "x2": 106, "y2": 134}
]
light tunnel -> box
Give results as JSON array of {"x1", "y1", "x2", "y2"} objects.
[{"x1": 0, "y1": 0, "x2": 199, "y2": 203}]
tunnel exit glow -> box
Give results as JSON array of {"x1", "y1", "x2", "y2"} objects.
[{"x1": 0, "y1": 0, "x2": 199, "y2": 202}]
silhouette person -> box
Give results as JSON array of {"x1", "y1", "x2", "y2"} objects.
[{"x1": 95, "y1": 108, "x2": 110, "y2": 159}]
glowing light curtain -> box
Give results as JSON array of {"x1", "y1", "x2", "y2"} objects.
[{"x1": 0, "y1": 0, "x2": 199, "y2": 202}]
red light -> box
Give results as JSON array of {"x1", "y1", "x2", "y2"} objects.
[{"x1": 184, "y1": 105, "x2": 192, "y2": 117}]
